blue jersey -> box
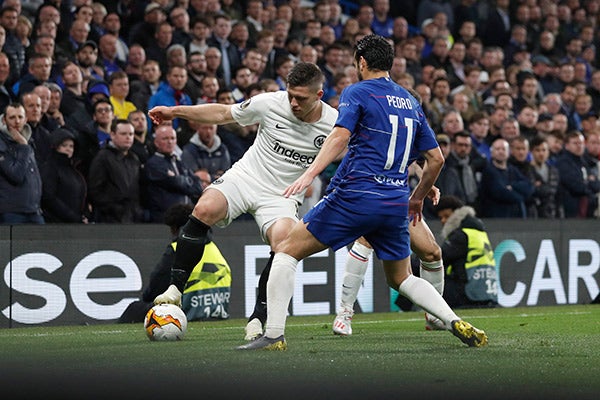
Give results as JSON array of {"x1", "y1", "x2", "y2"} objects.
[{"x1": 328, "y1": 77, "x2": 438, "y2": 215}]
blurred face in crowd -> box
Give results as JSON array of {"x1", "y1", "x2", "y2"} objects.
[
  {"x1": 94, "y1": 102, "x2": 114, "y2": 126},
  {"x1": 62, "y1": 62, "x2": 83, "y2": 87},
  {"x1": 531, "y1": 141, "x2": 549, "y2": 165},
  {"x1": 111, "y1": 121, "x2": 134, "y2": 152},
  {"x1": 500, "y1": 119, "x2": 519, "y2": 140},
  {"x1": 77, "y1": 44, "x2": 98, "y2": 67},
  {"x1": 33, "y1": 85, "x2": 51, "y2": 113},
  {"x1": 187, "y1": 52, "x2": 207, "y2": 75},
  {"x1": 233, "y1": 67, "x2": 253, "y2": 90},
  {"x1": 565, "y1": 133, "x2": 585, "y2": 157},
  {"x1": 3, "y1": 104, "x2": 26, "y2": 134},
  {"x1": 217, "y1": 90, "x2": 234, "y2": 104},
  {"x1": 585, "y1": 132, "x2": 600, "y2": 157},
  {"x1": 22, "y1": 93, "x2": 43, "y2": 124},
  {"x1": 154, "y1": 125, "x2": 178, "y2": 155},
  {"x1": 451, "y1": 135, "x2": 472, "y2": 158},
  {"x1": 70, "y1": 20, "x2": 90, "y2": 44},
  {"x1": 128, "y1": 45, "x2": 146, "y2": 67},
  {"x1": 0, "y1": 53, "x2": 9, "y2": 84},
  {"x1": 167, "y1": 66, "x2": 187, "y2": 90},
  {"x1": 49, "y1": 88, "x2": 62, "y2": 113},
  {"x1": 143, "y1": 61, "x2": 161, "y2": 84},
  {"x1": 201, "y1": 76, "x2": 219, "y2": 99},
  {"x1": 103, "y1": 13, "x2": 121, "y2": 34},
  {"x1": 99, "y1": 34, "x2": 118, "y2": 59},
  {"x1": 128, "y1": 111, "x2": 147, "y2": 134},
  {"x1": 1, "y1": 9, "x2": 18, "y2": 30},
  {"x1": 35, "y1": 35, "x2": 55, "y2": 58},
  {"x1": 442, "y1": 111, "x2": 463, "y2": 136},
  {"x1": 57, "y1": 138, "x2": 75, "y2": 158},
  {"x1": 29, "y1": 56, "x2": 52, "y2": 81},
  {"x1": 491, "y1": 139, "x2": 509, "y2": 164},
  {"x1": 469, "y1": 117, "x2": 489, "y2": 141},
  {"x1": 510, "y1": 139, "x2": 529, "y2": 162},
  {"x1": 110, "y1": 76, "x2": 129, "y2": 99},
  {"x1": 517, "y1": 106, "x2": 538, "y2": 128}
]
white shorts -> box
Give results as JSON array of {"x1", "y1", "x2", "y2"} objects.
[{"x1": 207, "y1": 167, "x2": 299, "y2": 243}]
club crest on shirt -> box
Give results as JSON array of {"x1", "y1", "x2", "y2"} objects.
[
  {"x1": 314, "y1": 135, "x2": 326, "y2": 148},
  {"x1": 240, "y1": 99, "x2": 251, "y2": 110},
  {"x1": 212, "y1": 178, "x2": 224, "y2": 185}
]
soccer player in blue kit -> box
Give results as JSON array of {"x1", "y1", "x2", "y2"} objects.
[{"x1": 238, "y1": 34, "x2": 488, "y2": 350}]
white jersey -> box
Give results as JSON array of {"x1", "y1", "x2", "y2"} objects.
[{"x1": 229, "y1": 90, "x2": 338, "y2": 202}]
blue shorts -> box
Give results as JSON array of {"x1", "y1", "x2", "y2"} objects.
[{"x1": 303, "y1": 197, "x2": 411, "y2": 261}]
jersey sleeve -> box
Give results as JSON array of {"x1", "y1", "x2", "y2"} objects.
[
  {"x1": 335, "y1": 85, "x2": 362, "y2": 132},
  {"x1": 230, "y1": 92, "x2": 272, "y2": 127}
]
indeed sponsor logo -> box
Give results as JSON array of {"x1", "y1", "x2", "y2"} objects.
[
  {"x1": 374, "y1": 174, "x2": 406, "y2": 186},
  {"x1": 273, "y1": 141, "x2": 315, "y2": 167}
]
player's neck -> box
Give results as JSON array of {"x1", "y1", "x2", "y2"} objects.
[
  {"x1": 361, "y1": 70, "x2": 389, "y2": 81},
  {"x1": 300, "y1": 101, "x2": 323, "y2": 123}
]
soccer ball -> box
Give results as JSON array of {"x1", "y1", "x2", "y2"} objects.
[{"x1": 144, "y1": 304, "x2": 188, "y2": 341}]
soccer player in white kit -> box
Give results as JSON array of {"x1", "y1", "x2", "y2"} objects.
[{"x1": 148, "y1": 63, "x2": 339, "y2": 322}]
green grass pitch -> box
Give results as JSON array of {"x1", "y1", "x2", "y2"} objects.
[{"x1": 1, "y1": 304, "x2": 598, "y2": 400}]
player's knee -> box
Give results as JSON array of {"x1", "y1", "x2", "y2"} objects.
[{"x1": 420, "y1": 245, "x2": 442, "y2": 263}]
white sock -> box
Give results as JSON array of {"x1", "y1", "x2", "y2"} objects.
[
  {"x1": 264, "y1": 253, "x2": 297, "y2": 338},
  {"x1": 340, "y1": 241, "x2": 372, "y2": 311},
  {"x1": 420, "y1": 259, "x2": 444, "y2": 295},
  {"x1": 398, "y1": 275, "x2": 458, "y2": 327}
]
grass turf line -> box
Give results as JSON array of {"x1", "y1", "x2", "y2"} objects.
[{"x1": 0, "y1": 304, "x2": 598, "y2": 400}]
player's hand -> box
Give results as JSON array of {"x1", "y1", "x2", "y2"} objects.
[
  {"x1": 283, "y1": 173, "x2": 314, "y2": 198},
  {"x1": 408, "y1": 197, "x2": 424, "y2": 226},
  {"x1": 427, "y1": 185, "x2": 440, "y2": 205},
  {"x1": 148, "y1": 106, "x2": 175, "y2": 125}
]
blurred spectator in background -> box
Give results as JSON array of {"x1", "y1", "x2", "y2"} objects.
[
  {"x1": 32, "y1": 84, "x2": 59, "y2": 132},
  {"x1": 0, "y1": 102, "x2": 43, "y2": 224},
  {"x1": 108, "y1": 71, "x2": 136, "y2": 119},
  {"x1": 0, "y1": 52, "x2": 14, "y2": 114},
  {"x1": 143, "y1": 124, "x2": 202, "y2": 223},
  {"x1": 557, "y1": 131, "x2": 600, "y2": 218},
  {"x1": 88, "y1": 119, "x2": 142, "y2": 223},
  {"x1": 40, "y1": 128, "x2": 88, "y2": 223},
  {"x1": 148, "y1": 65, "x2": 191, "y2": 131},
  {"x1": 182, "y1": 121, "x2": 230, "y2": 180},
  {"x1": 480, "y1": 138, "x2": 535, "y2": 218},
  {"x1": 129, "y1": 59, "x2": 161, "y2": 113},
  {"x1": 530, "y1": 135, "x2": 561, "y2": 219},
  {"x1": 22, "y1": 91, "x2": 52, "y2": 165},
  {"x1": 128, "y1": 109, "x2": 153, "y2": 166}
]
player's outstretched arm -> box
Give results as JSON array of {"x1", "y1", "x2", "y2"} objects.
[
  {"x1": 409, "y1": 146, "x2": 444, "y2": 224},
  {"x1": 284, "y1": 126, "x2": 351, "y2": 197},
  {"x1": 148, "y1": 104, "x2": 235, "y2": 126}
]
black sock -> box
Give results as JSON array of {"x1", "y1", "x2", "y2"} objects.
[
  {"x1": 248, "y1": 251, "x2": 274, "y2": 325},
  {"x1": 172, "y1": 215, "x2": 210, "y2": 291}
]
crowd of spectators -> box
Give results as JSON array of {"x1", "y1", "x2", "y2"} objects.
[{"x1": 1, "y1": 0, "x2": 600, "y2": 225}]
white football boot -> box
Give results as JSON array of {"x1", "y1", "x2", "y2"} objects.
[
  {"x1": 153, "y1": 284, "x2": 182, "y2": 308},
  {"x1": 332, "y1": 307, "x2": 354, "y2": 336}
]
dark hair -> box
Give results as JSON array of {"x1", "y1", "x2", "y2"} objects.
[
  {"x1": 530, "y1": 135, "x2": 547, "y2": 149},
  {"x1": 110, "y1": 118, "x2": 131, "y2": 133},
  {"x1": 435, "y1": 195, "x2": 465, "y2": 213},
  {"x1": 286, "y1": 61, "x2": 324, "y2": 89},
  {"x1": 354, "y1": 34, "x2": 394, "y2": 72}
]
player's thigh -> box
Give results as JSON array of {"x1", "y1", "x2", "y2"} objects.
[
  {"x1": 255, "y1": 195, "x2": 299, "y2": 245},
  {"x1": 206, "y1": 168, "x2": 257, "y2": 227},
  {"x1": 409, "y1": 219, "x2": 440, "y2": 262}
]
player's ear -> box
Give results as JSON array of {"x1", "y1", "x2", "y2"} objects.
[{"x1": 316, "y1": 89, "x2": 324, "y2": 100}]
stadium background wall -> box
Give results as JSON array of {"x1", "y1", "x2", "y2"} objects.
[{"x1": 0, "y1": 220, "x2": 599, "y2": 328}]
